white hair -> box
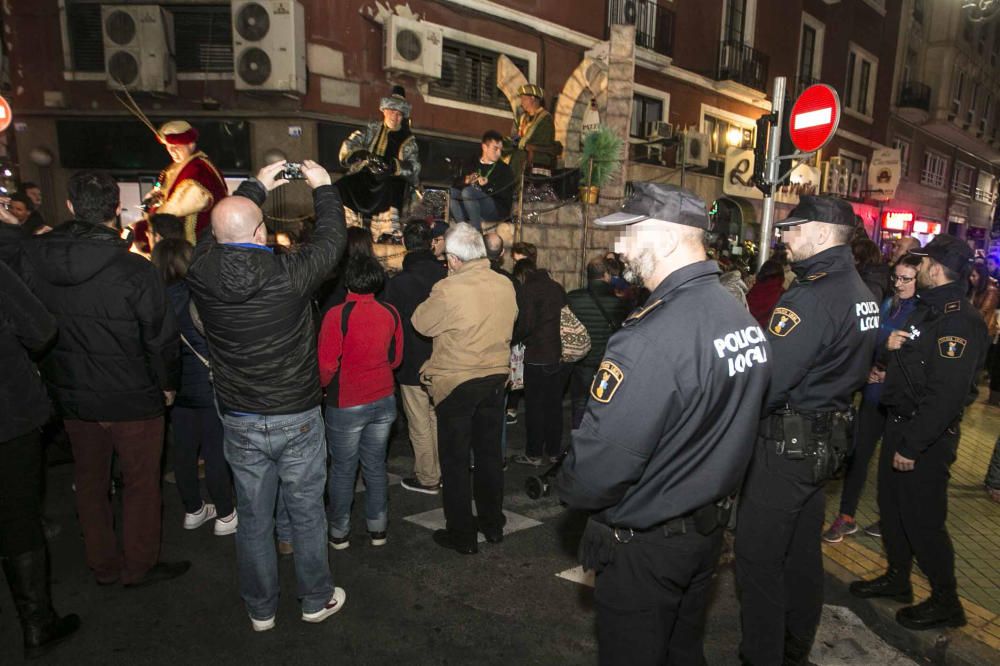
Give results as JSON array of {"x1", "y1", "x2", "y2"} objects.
[{"x1": 444, "y1": 222, "x2": 487, "y2": 262}]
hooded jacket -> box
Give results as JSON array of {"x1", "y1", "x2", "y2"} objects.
[
  {"x1": 186, "y1": 181, "x2": 347, "y2": 415},
  {"x1": 18, "y1": 221, "x2": 179, "y2": 421}
]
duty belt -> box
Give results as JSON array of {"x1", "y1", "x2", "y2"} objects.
[{"x1": 611, "y1": 497, "x2": 733, "y2": 543}]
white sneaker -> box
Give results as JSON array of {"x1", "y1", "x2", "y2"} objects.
[
  {"x1": 214, "y1": 511, "x2": 238, "y2": 536},
  {"x1": 301, "y1": 587, "x2": 347, "y2": 623},
  {"x1": 250, "y1": 615, "x2": 275, "y2": 632},
  {"x1": 183, "y1": 503, "x2": 216, "y2": 530}
]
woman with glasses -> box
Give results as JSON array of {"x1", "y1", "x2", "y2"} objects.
[{"x1": 824, "y1": 254, "x2": 922, "y2": 543}]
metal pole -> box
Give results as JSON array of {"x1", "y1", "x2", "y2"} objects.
[
  {"x1": 758, "y1": 76, "x2": 786, "y2": 270},
  {"x1": 679, "y1": 134, "x2": 686, "y2": 189},
  {"x1": 580, "y1": 158, "x2": 593, "y2": 288},
  {"x1": 516, "y1": 165, "x2": 526, "y2": 242}
]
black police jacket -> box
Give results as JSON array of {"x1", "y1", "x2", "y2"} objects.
[
  {"x1": 187, "y1": 181, "x2": 347, "y2": 415},
  {"x1": 880, "y1": 280, "x2": 988, "y2": 459},
  {"x1": 764, "y1": 245, "x2": 879, "y2": 414},
  {"x1": 556, "y1": 261, "x2": 771, "y2": 529}
]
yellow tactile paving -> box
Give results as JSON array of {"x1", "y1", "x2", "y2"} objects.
[{"x1": 822, "y1": 388, "x2": 1000, "y2": 653}]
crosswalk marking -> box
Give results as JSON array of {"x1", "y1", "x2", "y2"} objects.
[
  {"x1": 403, "y1": 507, "x2": 542, "y2": 543},
  {"x1": 556, "y1": 565, "x2": 594, "y2": 588}
]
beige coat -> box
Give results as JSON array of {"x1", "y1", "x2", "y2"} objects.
[{"x1": 412, "y1": 258, "x2": 518, "y2": 404}]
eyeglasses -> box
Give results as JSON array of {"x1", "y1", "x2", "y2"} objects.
[{"x1": 890, "y1": 275, "x2": 915, "y2": 283}]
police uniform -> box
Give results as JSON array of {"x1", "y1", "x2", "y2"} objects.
[
  {"x1": 556, "y1": 183, "x2": 770, "y2": 666},
  {"x1": 851, "y1": 235, "x2": 988, "y2": 630},
  {"x1": 735, "y1": 196, "x2": 879, "y2": 666}
]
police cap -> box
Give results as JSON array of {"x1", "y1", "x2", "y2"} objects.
[
  {"x1": 594, "y1": 182, "x2": 710, "y2": 229},
  {"x1": 776, "y1": 195, "x2": 856, "y2": 228},
  {"x1": 908, "y1": 234, "x2": 974, "y2": 275}
]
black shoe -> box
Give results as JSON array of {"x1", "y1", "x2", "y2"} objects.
[
  {"x1": 400, "y1": 477, "x2": 441, "y2": 495},
  {"x1": 2, "y1": 549, "x2": 81, "y2": 659},
  {"x1": 369, "y1": 531, "x2": 387, "y2": 547},
  {"x1": 124, "y1": 561, "x2": 191, "y2": 589},
  {"x1": 478, "y1": 527, "x2": 503, "y2": 544},
  {"x1": 432, "y1": 529, "x2": 477, "y2": 554},
  {"x1": 896, "y1": 596, "x2": 966, "y2": 630},
  {"x1": 849, "y1": 569, "x2": 913, "y2": 603}
]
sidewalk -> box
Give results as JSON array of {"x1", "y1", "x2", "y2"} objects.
[{"x1": 821, "y1": 388, "x2": 1000, "y2": 659}]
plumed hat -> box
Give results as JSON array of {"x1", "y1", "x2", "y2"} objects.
[
  {"x1": 158, "y1": 120, "x2": 199, "y2": 145},
  {"x1": 517, "y1": 84, "x2": 544, "y2": 99}
]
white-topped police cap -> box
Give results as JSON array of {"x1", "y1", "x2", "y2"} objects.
[{"x1": 594, "y1": 182, "x2": 710, "y2": 229}]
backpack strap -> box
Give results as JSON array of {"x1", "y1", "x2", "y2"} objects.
[{"x1": 587, "y1": 288, "x2": 620, "y2": 332}]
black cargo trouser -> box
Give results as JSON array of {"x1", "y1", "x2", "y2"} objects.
[
  {"x1": 0, "y1": 430, "x2": 46, "y2": 558},
  {"x1": 735, "y1": 436, "x2": 826, "y2": 666},
  {"x1": 878, "y1": 418, "x2": 959, "y2": 595},
  {"x1": 595, "y1": 526, "x2": 724, "y2": 666}
]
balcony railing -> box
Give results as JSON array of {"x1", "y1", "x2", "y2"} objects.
[
  {"x1": 606, "y1": 0, "x2": 675, "y2": 58},
  {"x1": 716, "y1": 40, "x2": 769, "y2": 92},
  {"x1": 898, "y1": 81, "x2": 931, "y2": 111}
]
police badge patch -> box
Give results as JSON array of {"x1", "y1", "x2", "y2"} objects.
[
  {"x1": 768, "y1": 307, "x2": 801, "y2": 337},
  {"x1": 590, "y1": 360, "x2": 624, "y2": 404},
  {"x1": 938, "y1": 336, "x2": 967, "y2": 359}
]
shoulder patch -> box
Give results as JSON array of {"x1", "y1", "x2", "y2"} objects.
[
  {"x1": 938, "y1": 336, "x2": 967, "y2": 359},
  {"x1": 769, "y1": 307, "x2": 801, "y2": 337},
  {"x1": 798, "y1": 272, "x2": 827, "y2": 283},
  {"x1": 624, "y1": 299, "x2": 664, "y2": 326},
  {"x1": 590, "y1": 360, "x2": 624, "y2": 404},
  {"x1": 944, "y1": 301, "x2": 961, "y2": 313}
]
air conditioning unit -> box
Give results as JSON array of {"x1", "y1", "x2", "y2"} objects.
[
  {"x1": 633, "y1": 143, "x2": 665, "y2": 164},
  {"x1": 848, "y1": 173, "x2": 863, "y2": 199},
  {"x1": 680, "y1": 131, "x2": 711, "y2": 168},
  {"x1": 384, "y1": 14, "x2": 443, "y2": 78},
  {"x1": 821, "y1": 157, "x2": 849, "y2": 196},
  {"x1": 101, "y1": 5, "x2": 175, "y2": 93},
  {"x1": 644, "y1": 121, "x2": 673, "y2": 142},
  {"x1": 232, "y1": 1, "x2": 306, "y2": 93}
]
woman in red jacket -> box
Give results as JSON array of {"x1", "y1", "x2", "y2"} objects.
[{"x1": 318, "y1": 255, "x2": 403, "y2": 550}]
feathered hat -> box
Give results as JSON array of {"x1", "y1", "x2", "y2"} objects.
[{"x1": 380, "y1": 85, "x2": 412, "y2": 117}]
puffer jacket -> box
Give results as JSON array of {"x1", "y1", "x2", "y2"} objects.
[
  {"x1": 18, "y1": 221, "x2": 179, "y2": 421},
  {"x1": 566, "y1": 280, "x2": 630, "y2": 368},
  {"x1": 186, "y1": 181, "x2": 347, "y2": 415},
  {"x1": 167, "y1": 281, "x2": 214, "y2": 409},
  {"x1": 0, "y1": 260, "x2": 56, "y2": 441}
]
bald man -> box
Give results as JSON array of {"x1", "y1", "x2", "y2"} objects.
[
  {"x1": 890, "y1": 236, "x2": 920, "y2": 264},
  {"x1": 187, "y1": 159, "x2": 349, "y2": 631}
]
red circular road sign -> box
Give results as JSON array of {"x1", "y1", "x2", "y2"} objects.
[
  {"x1": 0, "y1": 96, "x2": 11, "y2": 133},
  {"x1": 788, "y1": 84, "x2": 841, "y2": 153}
]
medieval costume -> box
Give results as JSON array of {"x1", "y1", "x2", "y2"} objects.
[
  {"x1": 337, "y1": 87, "x2": 421, "y2": 241},
  {"x1": 505, "y1": 84, "x2": 557, "y2": 180}
]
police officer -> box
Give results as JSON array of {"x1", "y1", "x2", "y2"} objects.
[
  {"x1": 851, "y1": 235, "x2": 987, "y2": 630},
  {"x1": 735, "y1": 196, "x2": 879, "y2": 665},
  {"x1": 556, "y1": 183, "x2": 770, "y2": 666}
]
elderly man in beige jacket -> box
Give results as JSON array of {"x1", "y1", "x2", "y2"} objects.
[{"x1": 412, "y1": 222, "x2": 518, "y2": 554}]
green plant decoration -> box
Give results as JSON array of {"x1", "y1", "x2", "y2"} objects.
[{"x1": 580, "y1": 125, "x2": 624, "y2": 188}]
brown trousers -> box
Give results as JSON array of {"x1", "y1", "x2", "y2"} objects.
[
  {"x1": 64, "y1": 417, "x2": 164, "y2": 584},
  {"x1": 399, "y1": 384, "x2": 439, "y2": 485}
]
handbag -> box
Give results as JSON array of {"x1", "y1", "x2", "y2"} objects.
[
  {"x1": 509, "y1": 343, "x2": 526, "y2": 390},
  {"x1": 560, "y1": 305, "x2": 591, "y2": 363}
]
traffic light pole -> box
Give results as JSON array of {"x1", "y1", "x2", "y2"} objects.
[{"x1": 758, "y1": 76, "x2": 786, "y2": 270}]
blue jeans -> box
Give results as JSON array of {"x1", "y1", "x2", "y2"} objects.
[
  {"x1": 222, "y1": 407, "x2": 333, "y2": 619},
  {"x1": 449, "y1": 186, "x2": 502, "y2": 229},
  {"x1": 325, "y1": 395, "x2": 397, "y2": 538}
]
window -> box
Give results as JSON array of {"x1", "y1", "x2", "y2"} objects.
[
  {"x1": 975, "y1": 173, "x2": 997, "y2": 204},
  {"x1": 799, "y1": 25, "x2": 816, "y2": 84},
  {"x1": 844, "y1": 44, "x2": 878, "y2": 118},
  {"x1": 893, "y1": 138, "x2": 911, "y2": 178},
  {"x1": 984, "y1": 95, "x2": 994, "y2": 135},
  {"x1": 66, "y1": 2, "x2": 104, "y2": 72},
  {"x1": 172, "y1": 6, "x2": 233, "y2": 73},
  {"x1": 951, "y1": 71, "x2": 965, "y2": 118},
  {"x1": 921, "y1": 151, "x2": 948, "y2": 188},
  {"x1": 967, "y1": 83, "x2": 979, "y2": 127},
  {"x1": 952, "y1": 163, "x2": 975, "y2": 196},
  {"x1": 724, "y1": 0, "x2": 748, "y2": 44},
  {"x1": 630, "y1": 94, "x2": 665, "y2": 139},
  {"x1": 703, "y1": 114, "x2": 754, "y2": 156},
  {"x1": 429, "y1": 40, "x2": 529, "y2": 111}
]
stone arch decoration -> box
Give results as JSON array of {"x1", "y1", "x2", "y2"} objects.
[
  {"x1": 497, "y1": 54, "x2": 609, "y2": 168},
  {"x1": 554, "y1": 58, "x2": 608, "y2": 167}
]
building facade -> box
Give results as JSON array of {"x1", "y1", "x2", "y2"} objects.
[{"x1": 3, "y1": 0, "x2": 996, "y2": 253}]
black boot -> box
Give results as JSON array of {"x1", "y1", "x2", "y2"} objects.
[
  {"x1": 897, "y1": 591, "x2": 966, "y2": 631},
  {"x1": 849, "y1": 568, "x2": 913, "y2": 602},
  {"x1": 783, "y1": 629, "x2": 818, "y2": 665},
  {"x1": 2, "y1": 549, "x2": 80, "y2": 659}
]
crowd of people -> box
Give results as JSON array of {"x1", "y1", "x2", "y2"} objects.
[{"x1": 2, "y1": 119, "x2": 1000, "y2": 665}]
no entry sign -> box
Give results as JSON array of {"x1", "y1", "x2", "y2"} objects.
[
  {"x1": 788, "y1": 84, "x2": 840, "y2": 153},
  {"x1": 0, "y1": 96, "x2": 11, "y2": 133}
]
